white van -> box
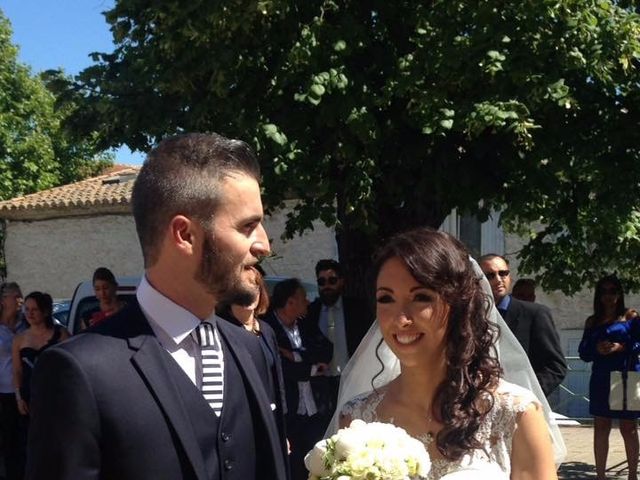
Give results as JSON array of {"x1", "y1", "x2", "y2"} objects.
[{"x1": 67, "y1": 276, "x2": 140, "y2": 334}]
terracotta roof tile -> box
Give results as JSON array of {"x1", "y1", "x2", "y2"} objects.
[{"x1": 0, "y1": 167, "x2": 140, "y2": 221}]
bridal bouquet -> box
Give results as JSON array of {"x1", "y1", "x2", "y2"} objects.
[{"x1": 305, "y1": 419, "x2": 431, "y2": 480}]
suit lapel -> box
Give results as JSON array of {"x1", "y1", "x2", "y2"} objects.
[
  {"x1": 127, "y1": 318, "x2": 208, "y2": 480},
  {"x1": 504, "y1": 297, "x2": 520, "y2": 333},
  {"x1": 216, "y1": 320, "x2": 286, "y2": 479},
  {"x1": 268, "y1": 314, "x2": 295, "y2": 350}
]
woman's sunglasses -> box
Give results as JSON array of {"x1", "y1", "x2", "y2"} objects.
[{"x1": 317, "y1": 276, "x2": 339, "y2": 287}]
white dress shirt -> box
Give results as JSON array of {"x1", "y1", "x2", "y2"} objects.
[
  {"x1": 136, "y1": 276, "x2": 224, "y2": 387},
  {"x1": 275, "y1": 312, "x2": 318, "y2": 417},
  {"x1": 318, "y1": 296, "x2": 349, "y2": 375}
]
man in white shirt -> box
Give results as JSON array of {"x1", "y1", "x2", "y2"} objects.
[
  {"x1": 26, "y1": 133, "x2": 288, "y2": 480},
  {"x1": 264, "y1": 278, "x2": 332, "y2": 480}
]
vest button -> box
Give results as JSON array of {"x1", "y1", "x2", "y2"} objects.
[
  {"x1": 224, "y1": 459, "x2": 233, "y2": 471},
  {"x1": 221, "y1": 432, "x2": 231, "y2": 442}
]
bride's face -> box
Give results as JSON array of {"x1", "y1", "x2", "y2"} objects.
[{"x1": 376, "y1": 256, "x2": 450, "y2": 366}]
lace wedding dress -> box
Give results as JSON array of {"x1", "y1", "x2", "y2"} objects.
[{"x1": 340, "y1": 379, "x2": 538, "y2": 479}]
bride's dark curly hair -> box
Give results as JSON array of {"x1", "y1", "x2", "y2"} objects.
[{"x1": 372, "y1": 227, "x2": 502, "y2": 460}]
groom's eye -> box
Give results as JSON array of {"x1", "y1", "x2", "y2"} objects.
[{"x1": 376, "y1": 294, "x2": 394, "y2": 304}]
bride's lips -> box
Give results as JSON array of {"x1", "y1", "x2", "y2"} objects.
[{"x1": 393, "y1": 333, "x2": 423, "y2": 345}]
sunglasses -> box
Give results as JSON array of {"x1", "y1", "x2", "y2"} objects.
[
  {"x1": 317, "y1": 276, "x2": 339, "y2": 287},
  {"x1": 484, "y1": 270, "x2": 510, "y2": 280}
]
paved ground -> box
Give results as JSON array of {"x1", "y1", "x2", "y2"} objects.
[
  {"x1": 0, "y1": 424, "x2": 631, "y2": 479},
  {"x1": 559, "y1": 425, "x2": 632, "y2": 479}
]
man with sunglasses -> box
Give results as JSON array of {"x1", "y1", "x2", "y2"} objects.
[
  {"x1": 306, "y1": 260, "x2": 373, "y2": 423},
  {"x1": 479, "y1": 254, "x2": 567, "y2": 397}
]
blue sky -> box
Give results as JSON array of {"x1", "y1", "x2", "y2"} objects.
[{"x1": 1, "y1": 0, "x2": 144, "y2": 165}]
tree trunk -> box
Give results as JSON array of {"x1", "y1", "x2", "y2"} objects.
[{"x1": 335, "y1": 202, "x2": 449, "y2": 301}]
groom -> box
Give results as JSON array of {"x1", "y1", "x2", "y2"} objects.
[{"x1": 26, "y1": 133, "x2": 289, "y2": 480}]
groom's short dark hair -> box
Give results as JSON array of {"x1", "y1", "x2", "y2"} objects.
[{"x1": 132, "y1": 132, "x2": 260, "y2": 267}]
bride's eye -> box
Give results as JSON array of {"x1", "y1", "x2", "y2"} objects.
[
  {"x1": 376, "y1": 294, "x2": 394, "y2": 304},
  {"x1": 414, "y1": 293, "x2": 434, "y2": 303}
]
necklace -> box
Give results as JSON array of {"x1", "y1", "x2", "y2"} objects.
[
  {"x1": 424, "y1": 414, "x2": 435, "y2": 444},
  {"x1": 423, "y1": 399, "x2": 437, "y2": 444}
]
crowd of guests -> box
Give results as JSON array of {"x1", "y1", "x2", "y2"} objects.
[
  {"x1": 0, "y1": 284, "x2": 70, "y2": 480},
  {"x1": 0, "y1": 267, "x2": 126, "y2": 480},
  {"x1": 1, "y1": 252, "x2": 639, "y2": 479},
  {"x1": 217, "y1": 260, "x2": 374, "y2": 480}
]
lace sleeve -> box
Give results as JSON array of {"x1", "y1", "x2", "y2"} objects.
[
  {"x1": 339, "y1": 390, "x2": 382, "y2": 425},
  {"x1": 491, "y1": 381, "x2": 542, "y2": 452}
]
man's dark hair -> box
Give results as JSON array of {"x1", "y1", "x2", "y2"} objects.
[
  {"x1": 477, "y1": 253, "x2": 509, "y2": 266},
  {"x1": 315, "y1": 259, "x2": 343, "y2": 277},
  {"x1": 513, "y1": 278, "x2": 536, "y2": 290},
  {"x1": 132, "y1": 132, "x2": 261, "y2": 267},
  {"x1": 271, "y1": 278, "x2": 303, "y2": 310}
]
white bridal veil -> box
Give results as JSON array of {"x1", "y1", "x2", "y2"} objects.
[{"x1": 325, "y1": 257, "x2": 567, "y2": 464}]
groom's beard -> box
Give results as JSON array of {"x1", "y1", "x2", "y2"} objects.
[{"x1": 195, "y1": 235, "x2": 258, "y2": 307}]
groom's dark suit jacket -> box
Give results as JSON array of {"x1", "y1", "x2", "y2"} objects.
[
  {"x1": 502, "y1": 296, "x2": 567, "y2": 396},
  {"x1": 26, "y1": 302, "x2": 288, "y2": 480}
]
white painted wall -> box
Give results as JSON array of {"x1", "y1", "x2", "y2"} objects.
[
  {"x1": 261, "y1": 201, "x2": 338, "y2": 281},
  {"x1": 505, "y1": 233, "x2": 640, "y2": 331},
  {"x1": 4, "y1": 215, "x2": 143, "y2": 299},
  {"x1": 3, "y1": 204, "x2": 337, "y2": 299}
]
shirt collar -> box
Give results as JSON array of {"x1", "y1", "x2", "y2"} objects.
[
  {"x1": 497, "y1": 294, "x2": 511, "y2": 312},
  {"x1": 136, "y1": 275, "x2": 210, "y2": 346},
  {"x1": 323, "y1": 295, "x2": 343, "y2": 312},
  {"x1": 274, "y1": 311, "x2": 297, "y2": 333}
]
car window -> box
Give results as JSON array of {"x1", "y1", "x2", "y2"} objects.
[{"x1": 52, "y1": 310, "x2": 69, "y2": 327}]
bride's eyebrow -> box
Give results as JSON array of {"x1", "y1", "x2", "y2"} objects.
[
  {"x1": 410, "y1": 286, "x2": 430, "y2": 292},
  {"x1": 376, "y1": 287, "x2": 393, "y2": 293}
]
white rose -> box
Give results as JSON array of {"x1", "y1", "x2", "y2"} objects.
[
  {"x1": 304, "y1": 440, "x2": 330, "y2": 476},
  {"x1": 334, "y1": 428, "x2": 368, "y2": 459},
  {"x1": 348, "y1": 418, "x2": 367, "y2": 431}
]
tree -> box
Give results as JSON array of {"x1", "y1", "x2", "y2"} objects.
[
  {"x1": 55, "y1": 1, "x2": 640, "y2": 294},
  {"x1": 0, "y1": 11, "x2": 111, "y2": 202}
]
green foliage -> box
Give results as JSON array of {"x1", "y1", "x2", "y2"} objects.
[
  {"x1": 60, "y1": 0, "x2": 640, "y2": 293},
  {"x1": 0, "y1": 11, "x2": 111, "y2": 202}
]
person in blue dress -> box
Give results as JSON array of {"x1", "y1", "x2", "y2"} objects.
[{"x1": 579, "y1": 275, "x2": 640, "y2": 480}]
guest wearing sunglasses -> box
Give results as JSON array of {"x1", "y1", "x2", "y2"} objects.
[
  {"x1": 479, "y1": 254, "x2": 567, "y2": 397},
  {"x1": 579, "y1": 275, "x2": 640, "y2": 480},
  {"x1": 306, "y1": 259, "x2": 374, "y2": 426}
]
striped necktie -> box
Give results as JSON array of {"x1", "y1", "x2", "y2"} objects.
[{"x1": 193, "y1": 321, "x2": 224, "y2": 416}]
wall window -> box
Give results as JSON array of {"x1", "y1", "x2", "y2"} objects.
[{"x1": 439, "y1": 209, "x2": 504, "y2": 256}]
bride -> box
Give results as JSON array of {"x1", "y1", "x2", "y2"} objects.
[{"x1": 334, "y1": 228, "x2": 562, "y2": 479}]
